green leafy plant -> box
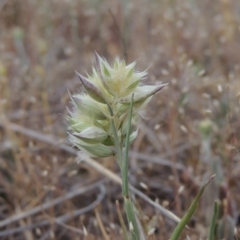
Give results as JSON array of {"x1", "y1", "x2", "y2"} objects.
[{"x1": 170, "y1": 175, "x2": 216, "y2": 240}]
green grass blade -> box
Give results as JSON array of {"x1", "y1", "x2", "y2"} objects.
[
  {"x1": 124, "y1": 197, "x2": 140, "y2": 240},
  {"x1": 170, "y1": 175, "x2": 215, "y2": 240},
  {"x1": 122, "y1": 94, "x2": 134, "y2": 196},
  {"x1": 122, "y1": 94, "x2": 140, "y2": 240},
  {"x1": 208, "y1": 201, "x2": 219, "y2": 240}
]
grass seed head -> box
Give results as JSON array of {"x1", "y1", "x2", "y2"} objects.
[{"x1": 68, "y1": 54, "x2": 167, "y2": 158}]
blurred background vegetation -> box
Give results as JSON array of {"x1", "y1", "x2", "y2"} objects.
[{"x1": 0, "y1": 0, "x2": 240, "y2": 239}]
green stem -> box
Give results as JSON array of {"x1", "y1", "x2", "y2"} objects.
[
  {"x1": 122, "y1": 94, "x2": 140, "y2": 240},
  {"x1": 108, "y1": 95, "x2": 140, "y2": 240},
  {"x1": 124, "y1": 197, "x2": 139, "y2": 240},
  {"x1": 107, "y1": 103, "x2": 123, "y2": 168},
  {"x1": 208, "y1": 201, "x2": 219, "y2": 240},
  {"x1": 122, "y1": 94, "x2": 134, "y2": 197}
]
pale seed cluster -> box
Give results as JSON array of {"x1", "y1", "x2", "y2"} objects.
[{"x1": 67, "y1": 53, "x2": 167, "y2": 158}]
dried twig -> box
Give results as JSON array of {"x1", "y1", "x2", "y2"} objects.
[
  {"x1": 54, "y1": 220, "x2": 84, "y2": 235},
  {"x1": 0, "y1": 185, "x2": 106, "y2": 237},
  {"x1": 129, "y1": 151, "x2": 185, "y2": 170},
  {"x1": 95, "y1": 208, "x2": 111, "y2": 240},
  {"x1": 0, "y1": 180, "x2": 105, "y2": 228}
]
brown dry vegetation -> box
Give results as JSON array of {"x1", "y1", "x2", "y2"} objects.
[{"x1": 0, "y1": 0, "x2": 240, "y2": 239}]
